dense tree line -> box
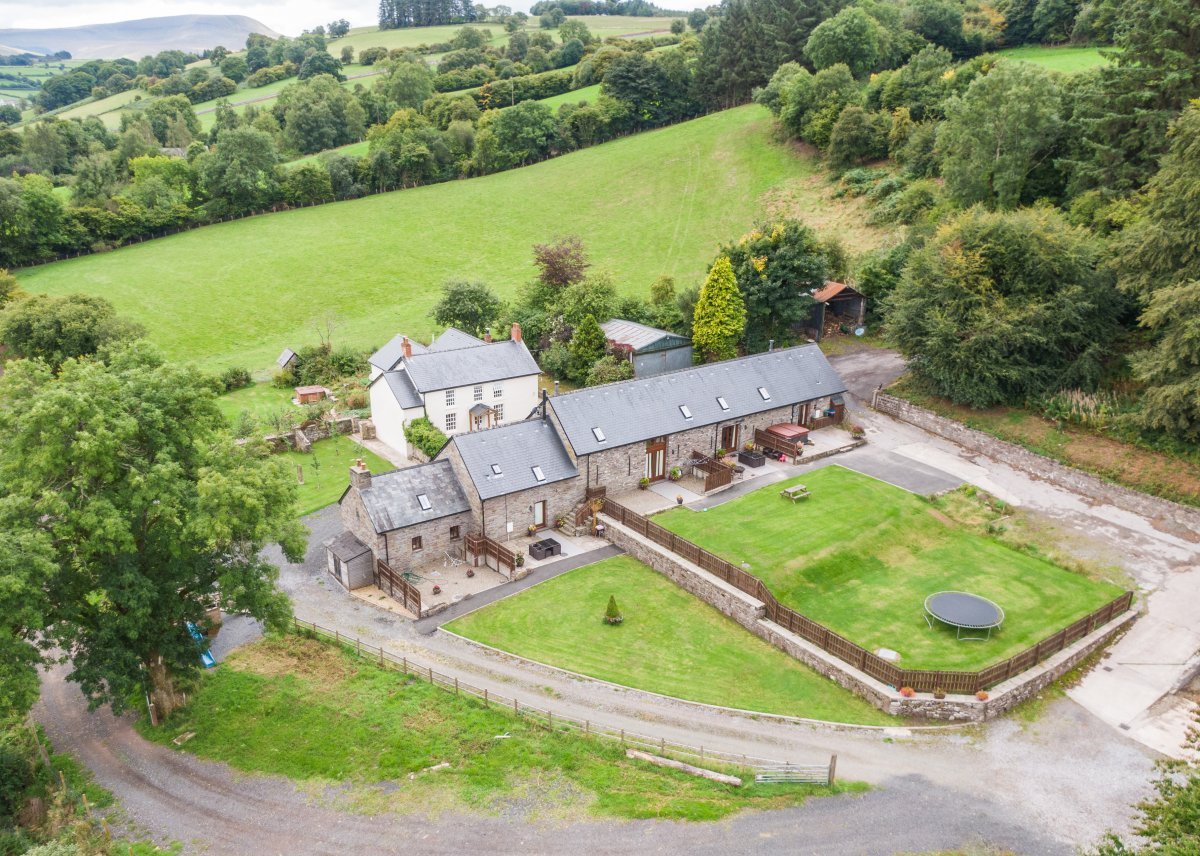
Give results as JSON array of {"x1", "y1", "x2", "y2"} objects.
[
  {"x1": 530, "y1": 0, "x2": 685, "y2": 14},
  {"x1": 378, "y1": 0, "x2": 479, "y2": 29}
]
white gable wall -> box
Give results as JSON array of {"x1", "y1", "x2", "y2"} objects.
[{"x1": 369, "y1": 379, "x2": 421, "y2": 457}]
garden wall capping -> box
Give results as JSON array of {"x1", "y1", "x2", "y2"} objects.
[
  {"x1": 604, "y1": 514, "x2": 1137, "y2": 722},
  {"x1": 872, "y1": 391, "x2": 1200, "y2": 539}
]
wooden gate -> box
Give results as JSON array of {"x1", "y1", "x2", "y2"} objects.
[{"x1": 375, "y1": 558, "x2": 421, "y2": 615}]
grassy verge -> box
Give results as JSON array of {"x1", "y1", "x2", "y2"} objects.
[
  {"x1": 281, "y1": 435, "x2": 394, "y2": 517},
  {"x1": 139, "y1": 636, "x2": 863, "y2": 821},
  {"x1": 654, "y1": 466, "x2": 1122, "y2": 671},
  {"x1": 446, "y1": 555, "x2": 896, "y2": 724},
  {"x1": 889, "y1": 379, "x2": 1200, "y2": 508}
]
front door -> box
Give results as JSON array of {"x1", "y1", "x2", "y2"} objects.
[
  {"x1": 645, "y1": 438, "x2": 666, "y2": 482},
  {"x1": 533, "y1": 500, "x2": 546, "y2": 530},
  {"x1": 720, "y1": 424, "x2": 738, "y2": 453}
]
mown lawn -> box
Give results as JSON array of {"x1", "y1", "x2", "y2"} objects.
[
  {"x1": 654, "y1": 467, "x2": 1122, "y2": 671},
  {"x1": 142, "y1": 636, "x2": 861, "y2": 820},
  {"x1": 18, "y1": 105, "x2": 881, "y2": 373},
  {"x1": 996, "y1": 45, "x2": 1111, "y2": 74},
  {"x1": 446, "y1": 555, "x2": 894, "y2": 724},
  {"x1": 215, "y1": 382, "x2": 299, "y2": 425},
  {"x1": 281, "y1": 435, "x2": 394, "y2": 517}
]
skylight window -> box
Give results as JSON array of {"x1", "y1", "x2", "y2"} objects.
[
  {"x1": 532, "y1": 466, "x2": 546, "y2": 482},
  {"x1": 679, "y1": 405, "x2": 693, "y2": 419},
  {"x1": 491, "y1": 464, "x2": 503, "y2": 475},
  {"x1": 416, "y1": 494, "x2": 431, "y2": 511},
  {"x1": 716, "y1": 396, "x2": 729, "y2": 411},
  {"x1": 592, "y1": 427, "x2": 606, "y2": 443},
  {"x1": 758, "y1": 386, "x2": 771, "y2": 401}
]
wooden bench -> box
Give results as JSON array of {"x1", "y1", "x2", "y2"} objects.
[{"x1": 780, "y1": 484, "x2": 810, "y2": 503}]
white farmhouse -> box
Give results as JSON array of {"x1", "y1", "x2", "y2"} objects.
[{"x1": 367, "y1": 323, "x2": 542, "y2": 456}]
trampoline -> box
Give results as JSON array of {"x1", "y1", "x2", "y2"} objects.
[{"x1": 924, "y1": 591, "x2": 1005, "y2": 641}]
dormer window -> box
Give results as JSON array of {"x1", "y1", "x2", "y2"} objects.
[
  {"x1": 416, "y1": 494, "x2": 431, "y2": 511},
  {"x1": 679, "y1": 405, "x2": 693, "y2": 420},
  {"x1": 716, "y1": 396, "x2": 729, "y2": 411},
  {"x1": 592, "y1": 427, "x2": 606, "y2": 443},
  {"x1": 758, "y1": 386, "x2": 771, "y2": 401},
  {"x1": 532, "y1": 466, "x2": 545, "y2": 482},
  {"x1": 491, "y1": 464, "x2": 503, "y2": 475}
]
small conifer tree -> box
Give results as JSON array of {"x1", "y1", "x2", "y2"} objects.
[{"x1": 603, "y1": 595, "x2": 623, "y2": 625}]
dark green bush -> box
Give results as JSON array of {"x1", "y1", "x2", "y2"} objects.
[
  {"x1": 404, "y1": 417, "x2": 449, "y2": 458},
  {"x1": 219, "y1": 366, "x2": 251, "y2": 392}
]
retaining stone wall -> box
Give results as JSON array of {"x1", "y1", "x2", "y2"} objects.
[
  {"x1": 873, "y1": 392, "x2": 1200, "y2": 539},
  {"x1": 604, "y1": 514, "x2": 1137, "y2": 721}
]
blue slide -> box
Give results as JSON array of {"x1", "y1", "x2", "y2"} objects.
[{"x1": 187, "y1": 622, "x2": 217, "y2": 669}]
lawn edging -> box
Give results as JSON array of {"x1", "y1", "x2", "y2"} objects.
[
  {"x1": 872, "y1": 390, "x2": 1200, "y2": 535},
  {"x1": 603, "y1": 511, "x2": 1138, "y2": 723},
  {"x1": 437, "y1": 625, "x2": 961, "y2": 732}
]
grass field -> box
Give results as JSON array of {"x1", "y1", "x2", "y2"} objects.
[
  {"x1": 285, "y1": 139, "x2": 371, "y2": 169},
  {"x1": 538, "y1": 82, "x2": 603, "y2": 110},
  {"x1": 142, "y1": 635, "x2": 858, "y2": 820},
  {"x1": 280, "y1": 435, "x2": 393, "y2": 517},
  {"x1": 447, "y1": 555, "x2": 896, "y2": 723},
  {"x1": 654, "y1": 466, "x2": 1122, "y2": 671},
  {"x1": 215, "y1": 381, "x2": 299, "y2": 423},
  {"x1": 996, "y1": 45, "x2": 1111, "y2": 74},
  {"x1": 18, "y1": 105, "x2": 885, "y2": 373}
]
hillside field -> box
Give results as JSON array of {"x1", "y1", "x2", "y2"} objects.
[
  {"x1": 996, "y1": 45, "x2": 1110, "y2": 73},
  {"x1": 17, "y1": 104, "x2": 886, "y2": 373}
]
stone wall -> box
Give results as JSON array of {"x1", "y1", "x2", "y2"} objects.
[
  {"x1": 873, "y1": 392, "x2": 1200, "y2": 539},
  {"x1": 382, "y1": 510, "x2": 475, "y2": 573},
  {"x1": 603, "y1": 513, "x2": 1137, "y2": 722},
  {"x1": 480, "y1": 477, "x2": 584, "y2": 544}
]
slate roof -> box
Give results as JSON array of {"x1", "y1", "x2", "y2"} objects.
[
  {"x1": 404, "y1": 339, "x2": 540, "y2": 393},
  {"x1": 369, "y1": 333, "x2": 428, "y2": 372},
  {"x1": 277, "y1": 348, "x2": 298, "y2": 368},
  {"x1": 448, "y1": 418, "x2": 578, "y2": 501},
  {"x1": 325, "y1": 530, "x2": 372, "y2": 561},
  {"x1": 601, "y1": 318, "x2": 689, "y2": 353},
  {"x1": 549, "y1": 344, "x2": 847, "y2": 456},
  {"x1": 354, "y1": 460, "x2": 471, "y2": 533},
  {"x1": 428, "y1": 327, "x2": 486, "y2": 352},
  {"x1": 373, "y1": 369, "x2": 422, "y2": 410}
]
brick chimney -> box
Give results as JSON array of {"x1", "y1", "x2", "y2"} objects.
[
  {"x1": 349, "y1": 458, "x2": 371, "y2": 491},
  {"x1": 511, "y1": 322, "x2": 522, "y2": 343},
  {"x1": 483, "y1": 330, "x2": 492, "y2": 343},
  {"x1": 401, "y1": 336, "x2": 412, "y2": 358}
]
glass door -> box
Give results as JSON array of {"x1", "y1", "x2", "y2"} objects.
[{"x1": 533, "y1": 500, "x2": 546, "y2": 529}]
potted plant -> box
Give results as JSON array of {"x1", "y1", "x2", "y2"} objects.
[
  {"x1": 603, "y1": 595, "x2": 623, "y2": 626},
  {"x1": 932, "y1": 687, "x2": 946, "y2": 700},
  {"x1": 466, "y1": 568, "x2": 475, "y2": 578},
  {"x1": 638, "y1": 477, "x2": 650, "y2": 490},
  {"x1": 554, "y1": 514, "x2": 567, "y2": 529},
  {"x1": 715, "y1": 447, "x2": 727, "y2": 460},
  {"x1": 515, "y1": 553, "x2": 525, "y2": 568},
  {"x1": 975, "y1": 690, "x2": 989, "y2": 701},
  {"x1": 668, "y1": 466, "x2": 682, "y2": 481},
  {"x1": 432, "y1": 584, "x2": 442, "y2": 595},
  {"x1": 527, "y1": 523, "x2": 538, "y2": 536},
  {"x1": 847, "y1": 423, "x2": 866, "y2": 439},
  {"x1": 675, "y1": 494, "x2": 684, "y2": 505},
  {"x1": 899, "y1": 686, "x2": 916, "y2": 698}
]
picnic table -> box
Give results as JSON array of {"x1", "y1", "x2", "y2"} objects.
[{"x1": 780, "y1": 484, "x2": 810, "y2": 503}]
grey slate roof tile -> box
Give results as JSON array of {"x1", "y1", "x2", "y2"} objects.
[
  {"x1": 448, "y1": 418, "x2": 578, "y2": 501},
  {"x1": 404, "y1": 339, "x2": 540, "y2": 393},
  {"x1": 325, "y1": 530, "x2": 372, "y2": 561},
  {"x1": 357, "y1": 460, "x2": 471, "y2": 533},
  {"x1": 428, "y1": 328, "x2": 486, "y2": 352},
  {"x1": 369, "y1": 333, "x2": 428, "y2": 372},
  {"x1": 549, "y1": 344, "x2": 847, "y2": 456},
  {"x1": 376, "y1": 369, "x2": 422, "y2": 410}
]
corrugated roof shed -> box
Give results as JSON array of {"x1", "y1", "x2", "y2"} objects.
[
  {"x1": 813, "y1": 281, "x2": 864, "y2": 303},
  {"x1": 355, "y1": 460, "x2": 470, "y2": 533},
  {"x1": 549, "y1": 344, "x2": 847, "y2": 456},
  {"x1": 404, "y1": 339, "x2": 540, "y2": 393},
  {"x1": 277, "y1": 348, "x2": 298, "y2": 368},
  {"x1": 448, "y1": 418, "x2": 578, "y2": 501},
  {"x1": 601, "y1": 318, "x2": 689, "y2": 354}
]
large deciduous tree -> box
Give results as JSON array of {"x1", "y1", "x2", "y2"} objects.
[
  {"x1": 198, "y1": 127, "x2": 281, "y2": 215},
  {"x1": 804, "y1": 7, "x2": 882, "y2": 78},
  {"x1": 936, "y1": 60, "x2": 1063, "y2": 209},
  {"x1": 888, "y1": 205, "x2": 1121, "y2": 407},
  {"x1": 0, "y1": 344, "x2": 306, "y2": 718},
  {"x1": 692, "y1": 255, "x2": 747, "y2": 363},
  {"x1": 431, "y1": 279, "x2": 502, "y2": 336},
  {"x1": 0, "y1": 293, "x2": 144, "y2": 370},
  {"x1": 1114, "y1": 103, "x2": 1200, "y2": 441}
]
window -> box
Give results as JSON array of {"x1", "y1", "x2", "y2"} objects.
[
  {"x1": 679, "y1": 405, "x2": 693, "y2": 420},
  {"x1": 758, "y1": 386, "x2": 771, "y2": 401},
  {"x1": 445, "y1": 412, "x2": 457, "y2": 431},
  {"x1": 491, "y1": 463, "x2": 503, "y2": 475},
  {"x1": 449, "y1": 525, "x2": 461, "y2": 540},
  {"x1": 445, "y1": 389, "x2": 455, "y2": 406},
  {"x1": 592, "y1": 427, "x2": 606, "y2": 443},
  {"x1": 493, "y1": 383, "x2": 503, "y2": 399},
  {"x1": 493, "y1": 403, "x2": 504, "y2": 421},
  {"x1": 411, "y1": 535, "x2": 423, "y2": 552},
  {"x1": 416, "y1": 494, "x2": 431, "y2": 511},
  {"x1": 716, "y1": 396, "x2": 729, "y2": 411},
  {"x1": 473, "y1": 385, "x2": 483, "y2": 402},
  {"x1": 532, "y1": 465, "x2": 545, "y2": 482}
]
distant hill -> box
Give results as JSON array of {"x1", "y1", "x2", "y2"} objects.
[{"x1": 0, "y1": 15, "x2": 281, "y2": 59}]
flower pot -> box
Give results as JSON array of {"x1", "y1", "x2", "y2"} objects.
[{"x1": 676, "y1": 496, "x2": 683, "y2": 505}]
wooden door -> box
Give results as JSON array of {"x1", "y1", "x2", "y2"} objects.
[
  {"x1": 720, "y1": 424, "x2": 738, "y2": 453},
  {"x1": 645, "y1": 439, "x2": 666, "y2": 482},
  {"x1": 533, "y1": 500, "x2": 546, "y2": 529}
]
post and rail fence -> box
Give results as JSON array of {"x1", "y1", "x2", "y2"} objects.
[
  {"x1": 290, "y1": 616, "x2": 835, "y2": 783},
  {"x1": 599, "y1": 498, "x2": 1134, "y2": 695}
]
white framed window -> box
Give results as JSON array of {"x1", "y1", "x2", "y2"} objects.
[
  {"x1": 473, "y1": 385, "x2": 483, "y2": 402},
  {"x1": 445, "y1": 412, "x2": 457, "y2": 431},
  {"x1": 493, "y1": 384, "x2": 503, "y2": 399},
  {"x1": 493, "y1": 403, "x2": 504, "y2": 421},
  {"x1": 445, "y1": 389, "x2": 455, "y2": 406}
]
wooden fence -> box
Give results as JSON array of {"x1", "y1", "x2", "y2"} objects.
[
  {"x1": 754, "y1": 428, "x2": 802, "y2": 463},
  {"x1": 600, "y1": 499, "x2": 1134, "y2": 694},
  {"x1": 375, "y1": 559, "x2": 421, "y2": 615},
  {"x1": 690, "y1": 451, "x2": 733, "y2": 492},
  {"x1": 291, "y1": 617, "x2": 835, "y2": 783},
  {"x1": 465, "y1": 533, "x2": 518, "y2": 574}
]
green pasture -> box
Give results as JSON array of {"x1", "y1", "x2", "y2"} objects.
[
  {"x1": 446, "y1": 555, "x2": 896, "y2": 724},
  {"x1": 280, "y1": 435, "x2": 393, "y2": 517},
  {"x1": 654, "y1": 466, "x2": 1122, "y2": 671},
  {"x1": 142, "y1": 635, "x2": 858, "y2": 820},
  {"x1": 285, "y1": 139, "x2": 370, "y2": 169},
  {"x1": 996, "y1": 45, "x2": 1111, "y2": 74},
  {"x1": 538, "y1": 82, "x2": 603, "y2": 110},
  {"x1": 215, "y1": 381, "x2": 298, "y2": 423},
  {"x1": 17, "y1": 105, "x2": 874, "y2": 373}
]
